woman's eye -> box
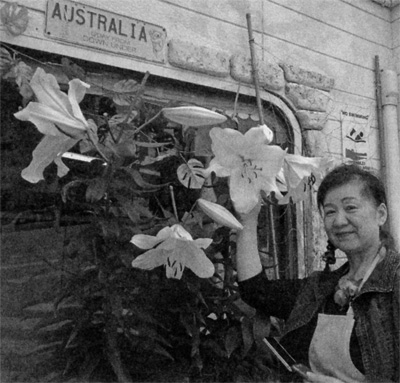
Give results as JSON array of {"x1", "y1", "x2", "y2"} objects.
[
  {"x1": 324, "y1": 210, "x2": 335, "y2": 217},
  {"x1": 345, "y1": 205, "x2": 357, "y2": 212}
]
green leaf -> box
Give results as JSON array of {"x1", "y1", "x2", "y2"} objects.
[
  {"x1": 225, "y1": 326, "x2": 242, "y2": 358},
  {"x1": 253, "y1": 314, "x2": 271, "y2": 348},
  {"x1": 27, "y1": 341, "x2": 63, "y2": 356},
  {"x1": 141, "y1": 148, "x2": 178, "y2": 166},
  {"x1": 108, "y1": 112, "x2": 137, "y2": 126},
  {"x1": 130, "y1": 306, "x2": 162, "y2": 327},
  {"x1": 78, "y1": 352, "x2": 101, "y2": 380},
  {"x1": 61, "y1": 179, "x2": 87, "y2": 203},
  {"x1": 61, "y1": 57, "x2": 86, "y2": 81},
  {"x1": 0, "y1": 47, "x2": 14, "y2": 77},
  {"x1": 37, "y1": 319, "x2": 73, "y2": 336},
  {"x1": 115, "y1": 195, "x2": 153, "y2": 224},
  {"x1": 148, "y1": 343, "x2": 174, "y2": 361},
  {"x1": 203, "y1": 339, "x2": 226, "y2": 358},
  {"x1": 122, "y1": 168, "x2": 165, "y2": 189},
  {"x1": 241, "y1": 317, "x2": 254, "y2": 357},
  {"x1": 13, "y1": 61, "x2": 33, "y2": 102},
  {"x1": 177, "y1": 159, "x2": 206, "y2": 189},
  {"x1": 133, "y1": 140, "x2": 171, "y2": 148},
  {"x1": 85, "y1": 177, "x2": 108, "y2": 203},
  {"x1": 112, "y1": 79, "x2": 140, "y2": 106}
]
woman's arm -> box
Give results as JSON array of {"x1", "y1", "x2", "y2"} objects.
[
  {"x1": 236, "y1": 202, "x2": 305, "y2": 319},
  {"x1": 236, "y1": 202, "x2": 263, "y2": 281}
]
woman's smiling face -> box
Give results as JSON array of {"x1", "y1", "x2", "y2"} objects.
[{"x1": 322, "y1": 180, "x2": 387, "y2": 256}]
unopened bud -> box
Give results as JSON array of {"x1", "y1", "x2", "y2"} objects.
[
  {"x1": 197, "y1": 198, "x2": 243, "y2": 230},
  {"x1": 245, "y1": 124, "x2": 274, "y2": 144}
]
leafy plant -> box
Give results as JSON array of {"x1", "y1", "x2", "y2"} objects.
[{"x1": 2, "y1": 48, "x2": 331, "y2": 382}]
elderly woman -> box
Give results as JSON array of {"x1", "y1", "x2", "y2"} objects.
[{"x1": 237, "y1": 164, "x2": 399, "y2": 383}]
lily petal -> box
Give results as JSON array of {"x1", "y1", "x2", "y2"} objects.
[
  {"x1": 277, "y1": 156, "x2": 336, "y2": 205},
  {"x1": 248, "y1": 147, "x2": 286, "y2": 177},
  {"x1": 14, "y1": 102, "x2": 87, "y2": 137},
  {"x1": 204, "y1": 157, "x2": 232, "y2": 177},
  {"x1": 21, "y1": 135, "x2": 79, "y2": 183},
  {"x1": 277, "y1": 176, "x2": 310, "y2": 205},
  {"x1": 170, "y1": 224, "x2": 193, "y2": 240},
  {"x1": 130, "y1": 224, "x2": 214, "y2": 279},
  {"x1": 209, "y1": 128, "x2": 245, "y2": 168},
  {"x1": 30, "y1": 68, "x2": 74, "y2": 118},
  {"x1": 244, "y1": 124, "x2": 274, "y2": 145},
  {"x1": 193, "y1": 238, "x2": 213, "y2": 249},
  {"x1": 155, "y1": 226, "x2": 174, "y2": 241},
  {"x1": 68, "y1": 78, "x2": 90, "y2": 125},
  {"x1": 169, "y1": 241, "x2": 214, "y2": 279},
  {"x1": 131, "y1": 248, "x2": 167, "y2": 269},
  {"x1": 229, "y1": 168, "x2": 260, "y2": 214},
  {"x1": 130, "y1": 233, "x2": 166, "y2": 249},
  {"x1": 158, "y1": 237, "x2": 180, "y2": 251},
  {"x1": 183, "y1": 246, "x2": 214, "y2": 278},
  {"x1": 283, "y1": 154, "x2": 324, "y2": 188}
]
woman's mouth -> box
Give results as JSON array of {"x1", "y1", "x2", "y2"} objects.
[{"x1": 335, "y1": 232, "x2": 354, "y2": 240}]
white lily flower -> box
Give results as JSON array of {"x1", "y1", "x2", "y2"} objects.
[
  {"x1": 131, "y1": 224, "x2": 214, "y2": 279},
  {"x1": 14, "y1": 68, "x2": 93, "y2": 183},
  {"x1": 14, "y1": 67, "x2": 90, "y2": 137},
  {"x1": 277, "y1": 155, "x2": 334, "y2": 205},
  {"x1": 205, "y1": 126, "x2": 286, "y2": 214}
]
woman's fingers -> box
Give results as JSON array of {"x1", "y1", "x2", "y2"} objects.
[{"x1": 238, "y1": 199, "x2": 262, "y2": 223}]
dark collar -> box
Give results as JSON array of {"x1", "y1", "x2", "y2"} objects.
[
  {"x1": 360, "y1": 248, "x2": 400, "y2": 293},
  {"x1": 313, "y1": 249, "x2": 400, "y2": 301}
]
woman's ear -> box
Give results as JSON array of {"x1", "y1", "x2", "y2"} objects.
[{"x1": 377, "y1": 203, "x2": 388, "y2": 226}]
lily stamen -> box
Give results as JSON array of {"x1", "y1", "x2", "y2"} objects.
[{"x1": 241, "y1": 158, "x2": 263, "y2": 183}]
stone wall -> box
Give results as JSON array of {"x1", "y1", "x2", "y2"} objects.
[{"x1": 167, "y1": 37, "x2": 335, "y2": 157}]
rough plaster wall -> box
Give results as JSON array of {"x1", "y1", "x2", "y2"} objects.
[
  {"x1": 392, "y1": 5, "x2": 400, "y2": 124},
  {"x1": 1, "y1": 0, "x2": 394, "y2": 165}
]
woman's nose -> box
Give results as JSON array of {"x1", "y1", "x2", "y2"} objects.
[{"x1": 333, "y1": 210, "x2": 348, "y2": 226}]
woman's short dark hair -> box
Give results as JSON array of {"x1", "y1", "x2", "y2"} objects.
[
  {"x1": 317, "y1": 163, "x2": 394, "y2": 249},
  {"x1": 317, "y1": 163, "x2": 387, "y2": 210}
]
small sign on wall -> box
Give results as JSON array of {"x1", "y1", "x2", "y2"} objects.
[
  {"x1": 45, "y1": 0, "x2": 167, "y2": 63},
  {"x1": 341, "y1": 109, "x2": 370, "y2": 167}
]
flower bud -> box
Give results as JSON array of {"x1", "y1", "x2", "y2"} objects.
[
  {"x1": 245, "y1": 124, "x2": 274, "y2": 144},
  {"x1": 197, "y1": 198, "x2": 243, "y2": 230},
  {"x1": 162, "y1": 106, "x2": 227, "y2": 127}
]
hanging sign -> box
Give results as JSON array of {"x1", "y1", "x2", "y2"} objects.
[
  {"x1": 45, "y1": 0, "x2": 167, "y2": 63},
  {"x1": 341, "y1": 109, "x2": 370, "y2": 166}
]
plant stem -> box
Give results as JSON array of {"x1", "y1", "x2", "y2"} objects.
[
  {"x1": 246, "y1": 13, "x2": 264, "y2": 125},
  {"x1": 116, "y1": 71, "x2": 151, "y2": 143},
  {"x1": 105, "y1": 318, "x2": 133, "y2": 383},
  {"x1": 86, "y1": 121, "x2": 110, "y2": 163},
  {"x1": 169, "y1": 185, "x2": 179, "y2": 221},
  {"x1": 134, "y1": 109, "x2": 163, "y2": 135},
  {"x1": 181, "y1": 200, "x2": 198, "y2": 225},
  {"x1": 105, "y1": 292, "x2": 133, "y2": 383}
]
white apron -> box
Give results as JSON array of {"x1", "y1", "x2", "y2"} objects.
[
  {"x1": 309, "y1": 307, "x2": 365, "y2": 383},
  {"x1": 308, "y1": 251, "x2": 383, "y2": 383}
]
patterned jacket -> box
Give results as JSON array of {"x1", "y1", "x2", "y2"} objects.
[{"x1": 239, "y1": 249, "x2": 400, "y2": 383}]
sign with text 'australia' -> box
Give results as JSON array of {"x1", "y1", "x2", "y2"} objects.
[{"x1": 45, "y1": 0, "x2": 167, "y2": 63}]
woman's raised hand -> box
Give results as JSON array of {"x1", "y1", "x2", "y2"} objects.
[
  {"x1": 235, "y1": 199, "x2": 263, "y2": 281},
  {"x1": 237, "y1": 199, "x2": 262, "y2": 225}
]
